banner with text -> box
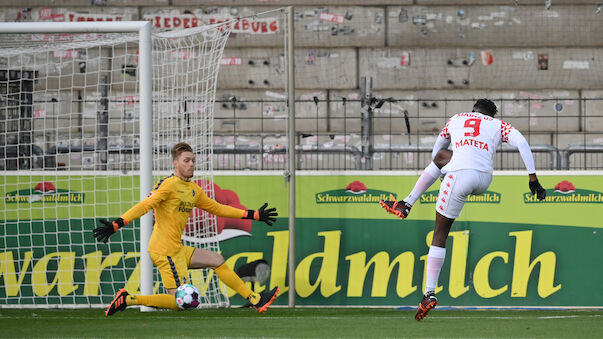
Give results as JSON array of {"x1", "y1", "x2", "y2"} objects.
[{"x1": 1, "y1": 174, "x2": 601, "y2": 306}]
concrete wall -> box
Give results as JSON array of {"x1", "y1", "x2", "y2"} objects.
[
  {"x1": 1, "y1": 2, "x2": 602, "y2": 170},
  {"x1": 360, "y1": 48, "x2": 603, "y2": 90},
  {"x1": 219, "y1": 48, "x2": 357, "y2": 89},
  {"x1": 388, "y1": 5, "x2": 603, "y2": 47},
  {"x1": 1, "y1": 5, "x2": 601, "y2": 91},
  {"x1": 7, "y1": 0, "x2": 595, "y2": 6}
]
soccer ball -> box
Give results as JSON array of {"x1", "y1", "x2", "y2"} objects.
[{"x1": 174, "y1": 284, "x2": 201, "y2": 310}]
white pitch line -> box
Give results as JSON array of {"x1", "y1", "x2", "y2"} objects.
[{"x1": 0, "y1": 314, "x2": 600, "y2": 321}]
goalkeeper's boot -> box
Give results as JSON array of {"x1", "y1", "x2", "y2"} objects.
[
  {"x1": 414, "y1": 291, "x2": 438, "y2": 321},
  {"x1": 105, "y1": 288, "x2": 129, "y2": 316},
  {"x1": 254, "y1": 287, "x2": 279, "y2": 313},
  {"x1": 380, "y1": 196, "x2": 412, "y2": 219}
]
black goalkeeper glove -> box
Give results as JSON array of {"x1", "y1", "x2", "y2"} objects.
[
  {"x1": 93, "y1": 218, "x2": 126, "y2": 243},
  {"x1": 243, "y1": 203, "x2": 278, "y2": 226},
  {"x1": 529, "y1": 179, "x2": 546, "y2": 201}
]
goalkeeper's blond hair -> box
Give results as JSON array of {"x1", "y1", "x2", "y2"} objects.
[{"x1": 172, "y1": 142, "x2": 193, "y2": 160}]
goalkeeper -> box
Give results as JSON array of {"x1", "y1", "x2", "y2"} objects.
[{"x1": 93, "y1": 142, "x2": 279, "y2": 316}]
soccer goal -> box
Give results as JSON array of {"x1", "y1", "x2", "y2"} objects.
[{"x1": 0, "y1": 20, "x2": 236, "y2": 309}]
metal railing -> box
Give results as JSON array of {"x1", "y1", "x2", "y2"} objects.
[
  {"x1": 3, "y1": 96, "x2": 603, "y2": 171},
  {"x1": 373, "y1": 144, "x2": 559, "y2": 171},
  {"x1": 210, "y1": 95, "x2": 603, "y2": 170},
  {"x1": 5, "y1": 136, "x2": 597, "y2": 172},
  {"x1": 213, "y1": 143, "x2": 562, "y2": 171},
  {"x1": 562, "y1": 145, "x2": 603, "y2": 170},
  {"x1": 214, "y1": 144, "x2": 363, "y2": 171}
]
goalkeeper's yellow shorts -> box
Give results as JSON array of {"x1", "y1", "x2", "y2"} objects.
[{"x1": 149, "y1": 246, "x2": 195, "y2": 290}]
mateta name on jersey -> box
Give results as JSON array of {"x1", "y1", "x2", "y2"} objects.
[{"x1": 455, "y1": 138, "x2": 490, "y2": 151}]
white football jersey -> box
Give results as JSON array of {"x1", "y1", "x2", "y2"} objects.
[{"x1": 438, "y1": 112, "x2": 515, "y2": 173}]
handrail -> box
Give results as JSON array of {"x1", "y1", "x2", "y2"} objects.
[
  {"x1": 561, "y1": 144, "x2": 603, "y2": 170},
  {"x1": 501, "y1": 144, "x2": 559, "y2": 170},
  {"x1": 373, "y1": 144, "x2": 559, "y2": 170},
  {"x1": 16, "y1": 143, "x2": 603, "y2": 171},
  {"x1": 214, "y1": 144, "x2": 363, "y2": 169}
]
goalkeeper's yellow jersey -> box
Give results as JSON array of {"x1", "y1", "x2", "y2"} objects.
[{"x1": 121, "y1": 175, "x2": 245, "y2": 256}]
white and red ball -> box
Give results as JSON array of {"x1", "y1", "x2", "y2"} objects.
[{"x1": 174, "y1": 284, "x2": 201, "y2": 310}]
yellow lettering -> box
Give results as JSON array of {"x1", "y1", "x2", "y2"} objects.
[
  {"x1": 448, "y1": 231, "x2": 470, "y2": 298},
  {"x1": 32, "y1": 252, "x2": 78, "y2": 296},
  {"x1": 474, "y1": 251, "x2": 509, "y2": 298},
  {"x1": 510, "y1": 231, "x2": 561, "y2": 298},
  {"x1": 82, "y1": 251, "x2": 123, "y2": 295},
  {"x1": 346, "y1": 251, "x2": 416, "y2": 297},
  {"x1": 295, "y1": 231, "x2": 342, "y2": 298},
  {"x1": 267, "y1": 230, "x2": 289, "y2": 295},
  {"x1": 0, "y1": 251, "x2": 33, "y2": 296},
  {"x1": 223, "y1": 252, "x2": 264, "y2": 297}
]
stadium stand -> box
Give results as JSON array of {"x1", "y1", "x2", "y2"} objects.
[{"x1": 0, "y1": 1, "x2": 601, "y2": 171}]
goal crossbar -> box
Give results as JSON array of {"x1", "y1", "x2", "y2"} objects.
[{"x1": 0, "y1": 22, "x2": 149, "y2": 34}]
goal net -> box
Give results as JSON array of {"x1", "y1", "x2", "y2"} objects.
[{"x1": 0, "y1": 21, "x2": 232, "y2": 308}]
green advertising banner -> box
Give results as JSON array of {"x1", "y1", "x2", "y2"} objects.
[{"x1": 1, "y1": 174, "x2": 602, "y2": 307}]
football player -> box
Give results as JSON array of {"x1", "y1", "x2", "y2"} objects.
[
  {"x1": 380, "y1": 99, "x2": 546, "y2": 320},
  {"x1": 94, "y1": 142, "x2": 279, "y2": 316}
]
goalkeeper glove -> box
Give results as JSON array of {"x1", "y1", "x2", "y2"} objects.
[
  {"x1": 529, "y1": 179, "x2": 546, "y2": 201},
  {"x1": 93, "y1": 218, "x2": 126, "y2": 243},
  {"x1": 243, "y1": 203, "x2": 278, "y2": 226}
]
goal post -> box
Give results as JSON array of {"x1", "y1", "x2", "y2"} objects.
[{"x1": 0, "y1": 20, "x2": 234, "y2": 309}]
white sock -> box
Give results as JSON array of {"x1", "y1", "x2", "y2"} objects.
[
  {"x1": 425, "y1": 245, "x2": 446, "y2": 295},
  {"x1": 404, "y1": 162, "x2": 441, "y2": 205}
]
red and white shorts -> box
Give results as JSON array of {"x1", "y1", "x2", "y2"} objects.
[{"x1": 435, "y1": 169, "x2": 492, "y2": 219}]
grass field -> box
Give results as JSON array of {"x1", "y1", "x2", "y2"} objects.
[{"x1": 1, "y1": 307, "x2": 601, "y2": 338}]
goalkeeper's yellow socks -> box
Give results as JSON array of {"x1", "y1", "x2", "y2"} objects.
[
  {"x1": 126, "y1": 294, "x2": 180, "y2": 311},
  {"x1": 214, "y1": 262, "x2": 260, "y2": 304}
]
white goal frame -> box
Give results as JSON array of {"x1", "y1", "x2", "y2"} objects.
[{"x1": 0, "y1": 21, "x2": 155, "y2": 311}]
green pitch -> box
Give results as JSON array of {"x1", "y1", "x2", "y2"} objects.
[{"x1": 1, "y1": 308, "x2": 601, "y2": 338}]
